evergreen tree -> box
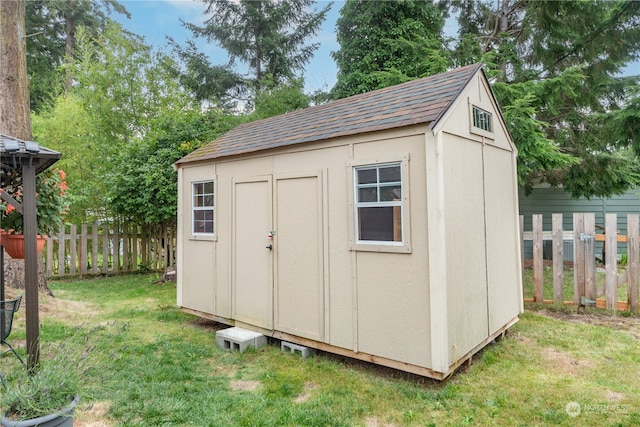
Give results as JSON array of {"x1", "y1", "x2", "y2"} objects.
[
  {"x1": 25, "y1": 0, "x2": 129, "y2": 112},
  {"x1": 331, "y1": 0, "x2": 449, "y2": 99},
  {"x1": 185, "y1": 0, "x2": 331, "y2": 98},
  {"x1": 453, "y1": 0, "x2": 640, "y2": 197}
]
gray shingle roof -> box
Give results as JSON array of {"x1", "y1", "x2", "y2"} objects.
[
  {"x1": 176, "y1": 63, "x2": 483, "y2": 165},
  {"x1": 0, "y1": 133, "x2": 62, "y2": 174}
]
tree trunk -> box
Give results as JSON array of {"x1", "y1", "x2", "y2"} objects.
[
  {"x1": 0, "y1": 1, "x2": 53, "y2": 296},
  {"x1": 64, "y1": 11, "x2": 76, "y2": 91},
  {"x1": 0, "y1": 0, "x2": 32, "y2": 140},
  {"x1": 3, "y1": 253, "x2": 54, "y2": 297}
]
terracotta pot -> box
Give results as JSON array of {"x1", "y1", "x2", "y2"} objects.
[{"x1": 1, "y1": 234, "x2": 47, "y2": 259}]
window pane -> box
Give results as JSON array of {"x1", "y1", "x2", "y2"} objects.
[
  {"x1": 473, "y1": 106, "x2": 492, "y2": 132},
  {"x1": 358, "y1": 206, "x2": 401, "y2": 242},
  {"x1": 380, "y1": 185, "x2": 401, "y2": 201},
  {"x1": 193, "y1": 209, "x2": 214, "y2": 233},
  {"x1": 358, "y1": 187, "x2": 378, "y2": 203},
  {"x1": 379, "y1": 166, "x2": 400, "y2": 183},
  {"x1": 193, "y1": 180, "x2": 215, "y2": 234},
  {"x1": 357, "y1": 168, "x2": 377, "y2": 184}
]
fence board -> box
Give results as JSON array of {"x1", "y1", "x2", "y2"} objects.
[
  {"x1": 70, "y1": 225, "x2": 77, "y2": 276},
  {"x1": 533, "y1": 214, "x2": 543, "y2": 302},
  {"x1": 102, "y1": 225, "x2": 109, "y2": 274},
  {"x1": 573, "y1": 213, "x2": 585, "y2": 305},
  {"x1": 520, "y1": 215, "x2": 525, "y2": 299},
  {"x1": 605, "y1": 213, "x2": 618, "y2": 310},
  {"x1": 80, "y1": 223, "x2": 88, "y2": 278},
  {"x1": 523, "y1": 212, "x2": 639, "y2": 312},
  {"x1": 58, "y1": 227, "x2": 66, "y2": 277},
  {"x1": 552, "y1": 214, "x2": 564, "y2": 304},
  {"x1": 40, "y1": 222, "x2": 176, "y2": 278},
  {"x1": 629, "y1": 214, "x2": 639, "y2": 313},
  {"x1": 584, "y1": 214, "x2": 596, "y2": 300},
  {"x1": 92, "y1": 222, "x2": 98, "y2": 275}
]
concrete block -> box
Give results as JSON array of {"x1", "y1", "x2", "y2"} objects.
[
  {"x1": 281, "y1": 341, "x2": 314, "y2": 358},
  {"x1": 216, "y1": 327, "x2": 267, "y2": 353}
]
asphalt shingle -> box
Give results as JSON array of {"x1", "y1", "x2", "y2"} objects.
[{"x1": 176, "y1": 63, "x2": 482, "y2": 164}]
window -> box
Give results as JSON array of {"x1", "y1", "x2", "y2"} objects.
[
  {"x1": 192, "y1": 181, "x2": 214, "y2": 234},
  {"x1": 354, "y1": 163, "x2": 403, "y2": 243},
  {"x1": 472, "y1": 106, "x2": 492, "y2": 132}
]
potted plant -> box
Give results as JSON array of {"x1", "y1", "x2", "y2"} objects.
[
  {"x1": 0, "y1": 168, "x2": 68, "y2": 258},
  {"x1": 0, "y1": 362, "x2": 79, "y2": 427},
  {"x1": 0, "y1": 330, "x2": 88, "y2": 427}
]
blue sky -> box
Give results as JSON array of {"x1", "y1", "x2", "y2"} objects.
[{"x1": 115, "y1": 0, "x2": 638, "y2": 94}]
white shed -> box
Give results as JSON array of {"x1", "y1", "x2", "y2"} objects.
[{"x1": 174, "y1": 64, "x2": 523, "y2": 379}]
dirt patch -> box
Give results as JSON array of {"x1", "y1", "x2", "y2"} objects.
[
  {"x1": 605, "y1": 389, "x2": 626, "y2": 401},
  {"x1": 536, "y1": 309, "x2": 640, "y2": 340},
  {"x1": 543, "y1": 347, "x2": 592, "y2": 376},
  {"x1": 230, "y1": 380, "x2": 260, "y2": 391},
  {"x1": 363, "y1": 416, "x2": 398, "y2": 427},
  {"x1": 293, "y1": 381, "x2": 317, "y2": 403},
  {"x1": 189, "y1": 317, "x2": 229, "y2": 332},
  {"x1": 75, "y1": 401, "x2": 113, "y2": 427}
]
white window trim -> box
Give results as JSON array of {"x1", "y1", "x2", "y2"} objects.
[
  {"x1": 191, "y1": 179, "x2": 217, "y2": 240},
  {"x1": 348, "y1": 155, "x2": 412, "y2": 253},
  {"x1": 469, "y1": 103, "x2": 495, "y2": 140}
]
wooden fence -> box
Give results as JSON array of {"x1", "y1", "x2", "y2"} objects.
[
  {"x1": 42, "y1": 222, "x2": 176, "y2": 278},
  {"x1": 521, "y1": 213, "x2": 639, "y2": 313}
]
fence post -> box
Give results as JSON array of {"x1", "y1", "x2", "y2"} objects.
[
  {"x1": 57, "y1": 225, "x2": 66, "y2": 278},
  {"x1": 573, "y1": 213, "x2": 584, "y2": 305},
  {"x1": 520, "y1": 215, "x2": 525, "y2": 298},
  {"x1": 533, "y1": 214, "x2": 543, "y2": 302},
  {"x1": 91, "y1": 222, "x2": 99, "y2": 275},
  {"x1": 132, "y1": 223, "x2": 138, "y2": 272},
  {"x1": 123, "y1": 222, "x2": 130, "y2": 272},
  {"x1": 552, "y1": 214, "x2": 564, "y2": 304},
  {"x1": 80, "y1": 223, "x2": 87, "y2": 278},
  {"x1": 628, "y1": 214, "x2": 639, "y2": 313},
  {"x1": 102, "y1": 223, "x2": 109, "y2": 274},
  {"x1": 45, "y1": 236, "x2": 54, "y2": 277},
  {"x1": 605, "y1": 213, "x2": 618, "y2": 310},
  {"x1": 584, "y1": 214, "x2": 596, "y2": 300},
  {"x1": 69, "y1": 224, "x2": 77, "y2": 276}
]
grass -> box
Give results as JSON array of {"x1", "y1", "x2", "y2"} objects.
[
  {"x1": 522, "y1": 265, "x2": 630, "y2": 302},
  {"x1": 1, "y1": 274, "x2": 639, "y2": 426}
]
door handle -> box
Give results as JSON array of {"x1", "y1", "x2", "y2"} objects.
[{"x1": 266, "y1": 244, "x2": 273, "y2": 250}]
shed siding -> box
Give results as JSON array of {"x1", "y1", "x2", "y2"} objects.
[
  {"x1": 442, "y1": 136, "x2": 488, "y2": 362},
  {"x1": 484, "y1": 145, "x2": 523, "y2": 331},
  {"x1": 352, "y1": 133, "x2": 431, "y2": 367},
  {"x1": 178, "y1": 166, "x2": 216, "y2": 315}
]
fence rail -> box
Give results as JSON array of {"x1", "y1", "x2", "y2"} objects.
[
  {"x1": 42, "y1": 222, "x2": 176, "y2": 278},
  {"x1": 521, "y1": 213, "x2": 639, "y2": 313}
]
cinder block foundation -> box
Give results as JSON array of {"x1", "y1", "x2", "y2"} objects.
[
  {"x1": 215, "y1": 327, "x2": 267, "y2": 353},
  {"x1": 281, "y1": 341, "x2": 314, "y2": 358}
]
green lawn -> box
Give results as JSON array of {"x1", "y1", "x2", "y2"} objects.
[
  {"x1": 522, "y1": 266, "x2": 631, "y2": 304},
  {"x1": 2, "y1": 275, "x2": 639, "y2": 426}
]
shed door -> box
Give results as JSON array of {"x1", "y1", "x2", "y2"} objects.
[
  {"x1": 231, "y1": 172, "x2": 325, "y2": 340},
  {"x1": 274, "y1": 172, "x2": 325, "y2": 341},
  {"x1": 232, "y1": 177, "x2": 273, "y2": 329}
]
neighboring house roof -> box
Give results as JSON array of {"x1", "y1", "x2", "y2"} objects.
[{"x1": 176, "y1": 63, "x2": 483, "y2": 165}]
